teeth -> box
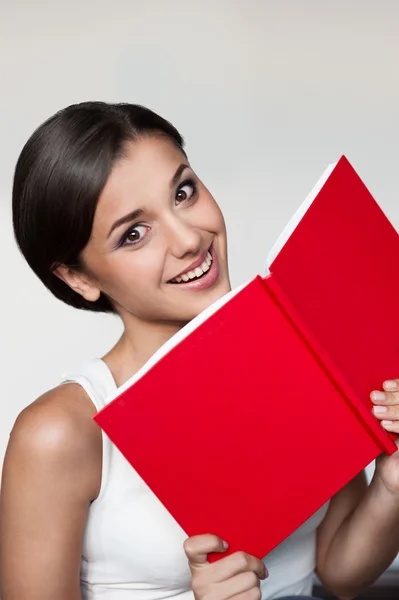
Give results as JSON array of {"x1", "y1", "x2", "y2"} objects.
[
  {"x1": 201, "y1": 260, "x2": 210, "y2": 273},
  {"x1": 170, "y1": 250, "x2": 213, "y2": 283}
]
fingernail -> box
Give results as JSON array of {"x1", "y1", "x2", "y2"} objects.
[
  {"x1": 373, "y1": 405, "x2": 387, "y2": 413},
  {"x1": 222, "y1": 540, "x2": 229, "y2": 550},
  {"x1": 371, "y1": 391, "x2": 386, "y2": 402},
  {"x1": 384, "y1": 380, "x2": 398, "y2": 391},
  {"x1": 382, "y1": 420, "x2": 393, "y2": 426}
]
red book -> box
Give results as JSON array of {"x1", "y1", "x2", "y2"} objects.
[{"x1": 94, "y1": 156, "x2": 398, "y2": 561}]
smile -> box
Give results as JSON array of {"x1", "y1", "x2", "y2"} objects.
[
  {"x1": 167, "y1": 244, "x2": 220, "y2": 291},
  {"x1": 169, "y1": 252, "x2": 212, "y2": 283}
]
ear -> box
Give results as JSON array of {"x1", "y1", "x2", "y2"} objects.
[{"x1": 53, "y1": 265, "x2": 101, "y2": 303}]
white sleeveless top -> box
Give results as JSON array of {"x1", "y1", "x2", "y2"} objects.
[{"x1": 61, "y1": 359, "x2": 329, "y2": 600}]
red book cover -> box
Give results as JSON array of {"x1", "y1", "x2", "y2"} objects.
[
  {"x1": 267, "y1": 156, "x2": 399, "y2": 445},
  {"x1": 94, "y1": 156, "x2": 397, "y2": 561}
]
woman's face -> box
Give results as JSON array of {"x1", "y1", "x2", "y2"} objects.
[{"x1": 77, "y1": 135, "x2": 230, "y2": 325}]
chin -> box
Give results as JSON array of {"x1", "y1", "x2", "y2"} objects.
[{"x1": 173, "y1": 277, "x2": 231, "y2": 324}]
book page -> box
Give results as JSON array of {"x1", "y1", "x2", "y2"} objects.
[
  {"x1": 265, "y1": 161, "x2": 338, "y2": 272},
  {"x1": 108, "y1": 282, "x2": 249, "y2": 401}
]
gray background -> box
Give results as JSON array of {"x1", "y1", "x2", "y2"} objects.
[{"x1": 0, "y1": 3, "x2": 398, "y2": 572}]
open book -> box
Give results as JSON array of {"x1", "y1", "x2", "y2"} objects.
[{"x1": 94, "y1": 156, "x2": 399, "y2": 561}]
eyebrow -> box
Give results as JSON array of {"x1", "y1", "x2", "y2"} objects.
[
  {"x1": 108, "y1": 208, "x2": 144, "y2": 238},
  {"x1": 170, "y1": 163, "x2": 190, "y2": 188},
  {"x1": 107, "y1": 163, "x2": 190, "y2": 238}
]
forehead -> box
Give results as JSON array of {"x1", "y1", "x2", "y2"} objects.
[{"x1": 92, "y1": 136, "x2": 187, "y2": 233}]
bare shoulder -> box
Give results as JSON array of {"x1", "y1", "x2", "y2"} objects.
[
  {"x1": 0, "y1": 385, "x2": 102, "y2": 598},
  {"x1": 4, "y1": 382, "x2": 102, "y2": 501}
]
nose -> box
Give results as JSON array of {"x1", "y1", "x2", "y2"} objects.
[{"x1": 165, "y1": 214, "x2": 202, "y2": 259}]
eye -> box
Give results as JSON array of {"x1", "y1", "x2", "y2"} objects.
[
  {"x1": 175, "y1": 179, "x2": 197, "y2": 205},
  {"x1": 120, "y1": 224, "x2": 149, "y2": 247}
]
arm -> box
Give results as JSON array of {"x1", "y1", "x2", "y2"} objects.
[
  {"x1": 316, "y1": 469, "x2": 399, "y2": 598},
  {"x1": 316, "y1": 379, "x2": 399, "y2": 598},
  {"x1": 0, "y1": 383, "x2": 102, "y2": 600}
]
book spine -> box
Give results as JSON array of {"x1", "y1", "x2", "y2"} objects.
[{"x1": 262, "y1": 274, "x2": 397, "y2": 455}]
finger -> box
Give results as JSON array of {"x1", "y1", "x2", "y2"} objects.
[
  {"x1": 204, "y1": 552, "x2": 267, "y2": 583},
  {"x1": 215, "y1": 570, "x2": 263, "y2": 600},
  {"x1": 184, "y1": 535, "x2": 228, "y2": 568},
  {"x1": 370, "y1": 390, "x2": 399, "y2": 406},
  {"x1": 373, "y1": 403, "x2": 399, "y2": 422},
  {"x1": 383, "y1": 380, "x2": 399, "y2": 392},
  {"x1": 379, "y1": 419, "x2": 399, "y2": 435},
  {"x1": 226, "y1": 587, "x2": 262, "y2": 600}
]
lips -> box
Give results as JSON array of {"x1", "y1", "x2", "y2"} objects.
[
  {"x1": 167, "y1": 243, "x2": 220, "y2": 291},
  {"x1": 168, "y1": 245, "x2": 212, "y2": 282},
  {"x1": 169, "y1": 251, "x2": 212, "y2": 283}
]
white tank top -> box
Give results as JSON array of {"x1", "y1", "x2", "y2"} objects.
[{"x1": 61, "y1": 358, "x2": 328, "y2": 600}]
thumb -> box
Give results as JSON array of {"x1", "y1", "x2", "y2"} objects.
[{"x1": 184, "y1": 534, "x2": 228, "y2": 569}]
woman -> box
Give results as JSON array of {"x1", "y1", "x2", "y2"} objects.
[{"x1": 1, "y1": 102, "x2": 399, "y2": 600}]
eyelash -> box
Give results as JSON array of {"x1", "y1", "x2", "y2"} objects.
[
  {"x1": 117, "y1": 223, "x2": 150, "y2": 249},
  {"x1": 117, "y1": 178, "x2": 198, "y2": 249},
  {"x1": 175, "y1": 178, "x2": 198, "y2": 205}
]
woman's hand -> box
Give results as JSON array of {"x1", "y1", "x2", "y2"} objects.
[
  {"x1": 371, "y1": 379, "x2": 399, "y2": 493},
  {"x1": 184, "y1": 535, "x2": 268, "y2": 600}
]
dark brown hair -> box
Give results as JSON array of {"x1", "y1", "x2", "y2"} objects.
[{"x1": 12, "y1": 101, "x2": 185, "y2": 312}]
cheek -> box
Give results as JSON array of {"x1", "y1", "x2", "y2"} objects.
[
  {"x1": 112, "y1": 251, "x2": 164, "y2": 289},
  {"x1": 214, "y1": 205, "x2": 227, "y2": 233},
  {"x1": 87, "y1": 249, "x2": 164, "y2": 298},
  {"x1": 197, "y1": 195, "x2": 226, "y2": 233}
]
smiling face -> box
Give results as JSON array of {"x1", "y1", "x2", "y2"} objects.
[{"x1": 66, "y1": 135, "x2": 230, "y2": 326}]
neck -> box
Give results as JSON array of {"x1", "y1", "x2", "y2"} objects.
[{"x1": 103, "y1": 316, "x2": 185, "y2": 388}]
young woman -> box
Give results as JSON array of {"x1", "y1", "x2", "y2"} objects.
[{"x1": 1, "y1": 102, "x2": 399, "y2": 600}]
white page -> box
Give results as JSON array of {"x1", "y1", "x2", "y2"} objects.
[{"x1": 265, "y1": 161, "x2": 338, "y2": 273}]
